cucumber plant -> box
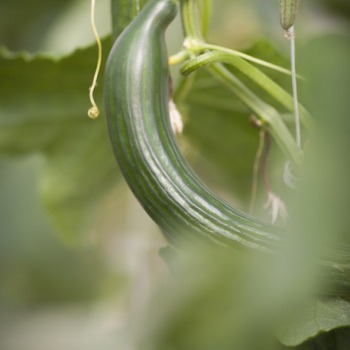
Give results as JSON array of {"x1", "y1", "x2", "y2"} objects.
[
  {"x1": 104, "y1": 0, "x2": 350, "y2": 296},
  {"x1": 1, "y1": 1, "x2": 349, "y2": 348}
]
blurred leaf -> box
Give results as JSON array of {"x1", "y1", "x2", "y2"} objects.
[
  {"x1": 0, "y1": 41, "x2": 120, "y2": 244},
  {"x1": 0, "y1": 158, "x2": 122, "y2": 305},
  {"x1": 277, "y1": 34, "x2": 350, "y2": 349},
  {"x1": 40, "y1": 120, "x2": 119, "y2": 243},
  {"x1": 320, "y1": 0, "x2": 350, "y2": 18},
  {"x1": 133, "y1": 246, "x2": 282, "y2": 350},
  {"x1": 288, "y1": 328, "x2": 350, "y2": 350},
  {"x1": 0, "y1": 0, "x2": 75, "y2": 51},
  {"x1": 277, "y1": 298, "x2": 350, "y2": 347},
  {"x1": 139, "y1": 245, "x2": 350, "y2": 350},
  {"x1": 0, "y1": 46, "x2": 102, "y2": 153}
]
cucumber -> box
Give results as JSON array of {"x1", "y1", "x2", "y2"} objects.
[
  {"x1": 104, "y1": 0, "x2": 350, "y2": 294},
  {"x1": 104, "y1": 0, "x2": 279, "y2": 251}
]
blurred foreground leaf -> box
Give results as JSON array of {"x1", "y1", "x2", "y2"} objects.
[
  {"x1": 133, "y1": 247, "x2": 282, "y2": 350},
  {"x1": 150, "y1": 34, "x2": 350, "y2": 350},
  {"x1": 0, "y1": 158, "x2": 122, "y2": 305}
]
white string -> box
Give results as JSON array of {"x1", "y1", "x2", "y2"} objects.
[
  {"x1": 88, "y1": 0, "x2": 102, "y2": 119},
  {"x1": 288, "y1": 26, "x2": 301, "y2": 149}
]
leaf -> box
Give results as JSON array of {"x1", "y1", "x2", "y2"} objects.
[
  {"x1": 0, "y1": 41, "x2": 120, "y2": 244},
  {"x1": 321, "y1": 0, "x2": 350, "y2": 18},
  {"x1": 0, "y1": 0, "x2": 159, "y2": 244},
  {"x1": 0, "y1": 0, "x2": 73, "y2": 52},
  {"x1": 132, "y1": 246, "x2": 278, "y2": 350},
  {"x1": 40, "y1": 119, "x2": 119, "y2": 244},
  {"x1": 276, "y1": 298, "x2": 350, "y2": 347},
  {"x1": 297, "y1": 328, "x2": 350, "y2": 350},
  {"x1": 0, "y1": 45, "x2": 104, "y2": 153}
]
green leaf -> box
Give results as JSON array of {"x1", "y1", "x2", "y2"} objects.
[
  {"x1": 321, "y1": 0, "x2": 350, "y2": 18},
  {"x1": 0, "y1": 41, "x2": 120, "y2": 244},
  {"x1": 276, "y1": 298, "x2": 350, "y2": 347},
  {"x1": 0, "y1": 0, "x2": 73, "y2": 52},
  {"x1": 297, "y1": 329, "x2": 350, "y2": 350},
  {"x1": 0, "y1": 45, "x2": 103, "y2": 154},
  {"x1": 40, "y1": 119, "x2": 119, "y2": 244}
]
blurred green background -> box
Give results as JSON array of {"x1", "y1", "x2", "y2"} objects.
[{"x1": 0, "y1": 0, "x2": 349, "y2": 349}]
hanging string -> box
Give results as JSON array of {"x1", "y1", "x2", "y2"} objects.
[{"x1": 88, "y1": 0, "x2": 103, "y2": 119}]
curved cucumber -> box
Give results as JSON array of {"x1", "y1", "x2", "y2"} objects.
[
  {"x1": 104, "y1": 0, "x2": 350, "y2": 293},
  {"x1": 104, "y1": 0, "x2": 279, "y2": 251}
]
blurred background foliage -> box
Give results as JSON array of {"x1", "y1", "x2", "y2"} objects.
[{"x1": 0, "y1": 0, "x2": 349, "y2": 349}]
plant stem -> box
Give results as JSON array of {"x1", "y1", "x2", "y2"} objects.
[
  {"x1": 201, "y1": 43, "x2": 295, "y2": 76},
  {"x1": 180, "y1": 50, "x2": 312, "y2": 132},
  {"x1": 208, "y1": 64, "x2": 302, "y2": 165},
  {"x1": 169, "y1": 50, "x2": 191, "y2": 66},
  {"x1": 179, "y1": 0, "x2": 303, "y2": 165},
  {"x1": 250, "y1": 128, "x2": 266, "y2": 214},
  {"x1": 180, "y1": 0, "x2": 202, "y2": 40},
  {"x1": 111, "y1": 0, "x2": 148, "y2": 41},
  {"x1": 198, "y1": 0, "x2": 212, "y2": 37}
]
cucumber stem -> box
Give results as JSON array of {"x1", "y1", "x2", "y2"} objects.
[
  {"x1": 180, "y1": 0, "x2": 203, "y2": 40},
  {"x1": 208, "y1": 64, "x2": 302, "y2": 166}
]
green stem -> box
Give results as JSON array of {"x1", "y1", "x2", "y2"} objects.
[
  {"x1": 208, "y1": 64, "x2": 302, "y2": 165},
  {"x1": 198, "y1": 0, "x2": 212, "y2": 37},
  {"x1": 180, "y1": 50, "x2": 312, "y2": 132},
  {"x1": 200, "y1": 43, "x2": 297, "y2": 77},
  {"x1": 180, "y1": 0, "x2": 203, "y2": 40},
  {"x1": 169, "y1": 50, "x2": 191, "y2": 65},
  {"x1": 179, "y1": 0, "x2": 303, "y2": 165},
  {"x1": 111, "y1": 0, "x2": 148, "y2": 41}
]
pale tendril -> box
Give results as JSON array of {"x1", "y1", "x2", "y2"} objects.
[{"x1": 88, "y1": 0, "x2": 102, "y2": 119}]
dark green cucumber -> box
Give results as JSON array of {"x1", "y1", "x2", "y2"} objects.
[
  {"x1": 104, "y1": 0, "x2": 350, "y2": 293},
  {"x1": 104, "y1": 0, "x2": 279, "y2": 252}
]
